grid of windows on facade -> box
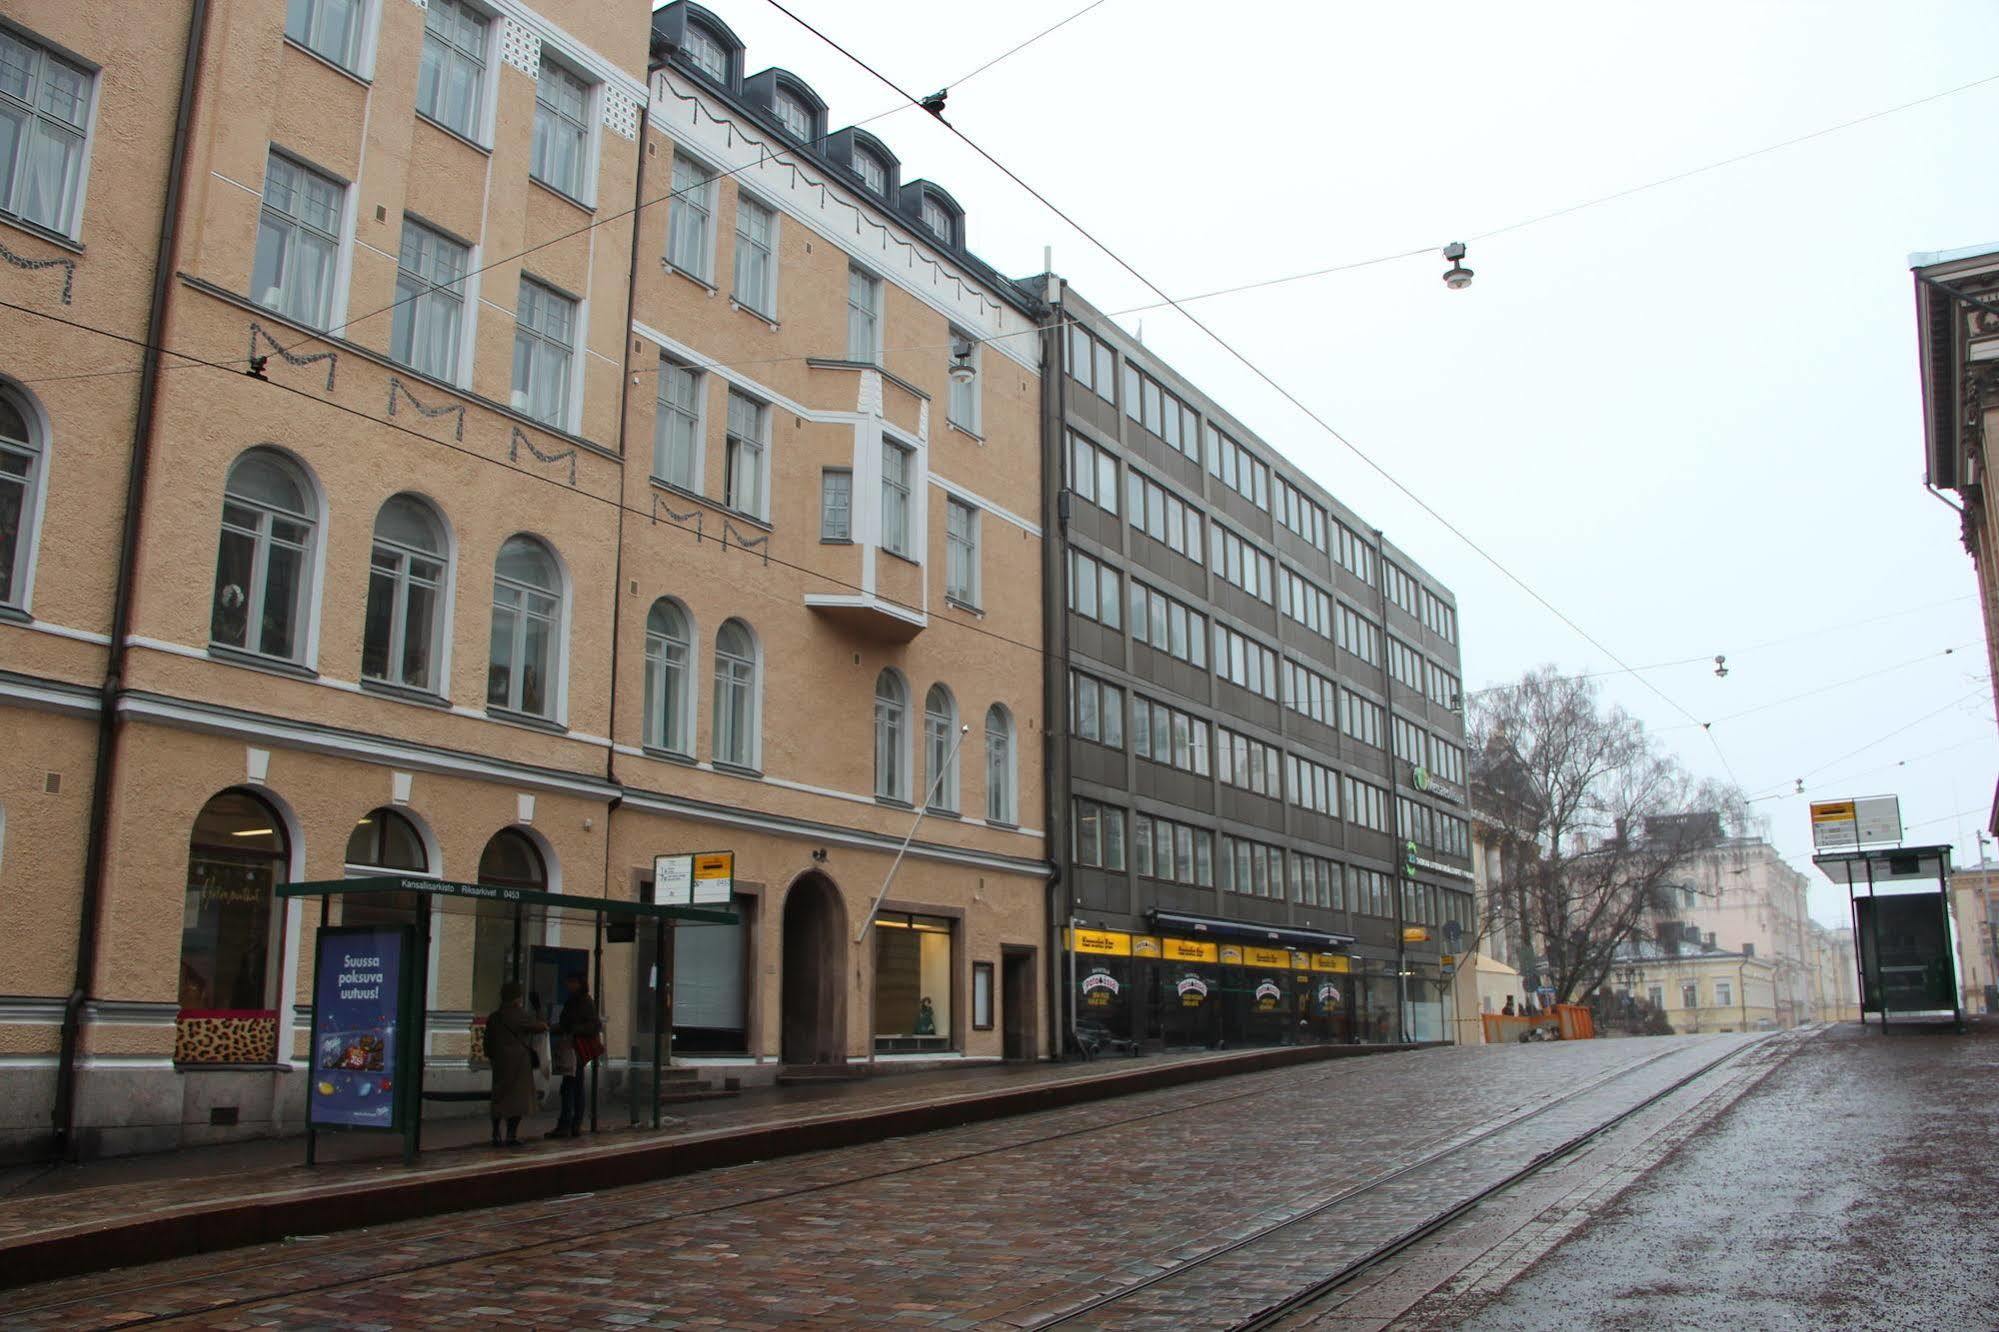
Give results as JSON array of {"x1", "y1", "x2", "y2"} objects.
[
  {"x1": 1344, "y1": 773, "x2": 1388, "y2": 831},
  {"x1": 1210, "y1": 524, "x2": 1272, "y2": 602},
  {"x1": 1219, "y1": 835, "x2": 1286, "y2": 899},
  {"x1": 1070, "y1": 431, "x2": 1119, "y2": 514},
  {"x1": 1131, "y1": 695, "x2": 1209, "y2": 774},
  {"x1": 1388, "y1": 636, "x2": 1424, "y2": 691},
  {"x1": 1206, "y1": 425, "x2": 1269, "y2": 510},
  {"x1": 1275, "y1": 476, "x2": 1328, "y2": 551},
  {"x1": 1336, "y1": 603, "x2": 1381, "y2": 666},
  {"x1": 1066, "y1": 548, "x2": 1122, "y2": 629},
  {"x1": 1133, "y1": 812, "x2": 1214, "y2": 886},
  {"x1": 1286, "y1": 753, "x2": 1339, "y2": 817},
  {"x1": 1214, "y1": 622, "x2": 1278, "y2": 700},
  {"x1": 1129, "y1": 579, "x2": 1207, "y2": 667},
  {"x1": 1072, "y1": 797, "x2": 1125, "y2": 870},
  {"x1": 1405, "y1": 882, "x2": 1475, "y2": 931},
  {"x1": 1384, "y1": 561, "x2": 1419, "y2": 618},
  {"x1": 1291, "y1": 852, "x2": 1344, "y2": 908},
  {"x1": 1400, "y1": 798, "x2": 1471, "y2": 858},
  {"x1": 1341, "y1": 688, "x2": 1383, "y2": 748},
  {"x1": 1334, "y1": 521, "x2": 1376, "y2": 585},
  {"x1": 1069, "y1": 670, "x2": 1124, "y2": 748},
  {"x1": 1127, "y1": 469, "x2": 1203, "y2": 560},
  {"x1": 1422, "y1": 588, "x2": 1459, "y2": 643},
  {"x1": 1122, "y1": 363, "x2": 1199, "y2": 461},
  {"x1": 1216, "y1": 727, "x2": 1281, "y2": 799},
  {"x1": 1279, "y1": 566, "x2": 1332, "y2": 638},
  {"x1": 1065, "y1": 324, "x2": 1116, "y2": 404},
  {"x1": 1282, "y1": 658, "x2": 1337, "y2": 727},
  {"x1": 1352, "y1": 866, "x2": 1394, "y2": 917},
  {"x1": 1426, "y1": 660, "x2": 1461, "y2": 710}
]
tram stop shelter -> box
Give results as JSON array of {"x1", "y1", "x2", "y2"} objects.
[
  {"x1": 278, "y1": 875, "x2": 738, "y2": 1164},
  {"x1": 1813, "y1": 844, "x2": 1963, "y2": 1031}
]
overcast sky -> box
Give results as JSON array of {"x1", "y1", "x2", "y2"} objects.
[{"x1": 705, "y1": 0, "x2": 1999, "y2": 924}]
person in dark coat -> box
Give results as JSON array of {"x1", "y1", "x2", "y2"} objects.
[
  {"x1": 485, "y1": 981, "x2": 545, "y2": 1148},
  {"x1": 546, "y1": 972, "x2": 600, "y2": 1138}
]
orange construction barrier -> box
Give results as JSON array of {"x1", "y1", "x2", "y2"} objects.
[
  {"x1": 1554, "y1": 1003, "x2": 1596, "y2": 1040},
  {"x1": 1480, "y1": 1005, "x2": 1597, "y2": 1044}
]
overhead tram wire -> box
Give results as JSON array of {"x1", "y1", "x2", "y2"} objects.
[
  {"x1": 1657, "y1": 644, "x2": 1972, "y2": 731},
  {"x1": 1745, "y1": 736, "x2": 1997, "y2": 805},
  {"x1": 1745, "y1": 688, "x2": 1994, "y2": 797},
  {"x1": 756, "y1": 0, "x2": 1747, "y2": 787},
  {"x1": 16, "y1": 0, "x2": 1115, "y2": 390}
]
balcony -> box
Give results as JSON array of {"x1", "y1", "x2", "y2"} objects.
[{"x1": 805, "y1": 591, "x2": 927, "y2": 642}]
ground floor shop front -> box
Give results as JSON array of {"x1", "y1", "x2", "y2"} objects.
[{"x1": 0, "y1": 713, "x2": 1050, "y2": 1161}]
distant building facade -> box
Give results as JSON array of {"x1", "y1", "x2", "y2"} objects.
[
  {"x1": 1613, "y1": 941, "x2": 1780, "y2": 1034},
  {"x1": 1949, "y1": 860, "x2": 1999, "y2": 1014},
  {"x1": 1670, "y1": 836, "x2": 1818, "y2": 1025}
]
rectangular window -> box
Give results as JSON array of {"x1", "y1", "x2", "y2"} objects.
[
  {"x1": 654, "y1": 359, "x2": 703, "y2": 491},
  {"x1": 510, "y1": 276, "x2": 575, "y2": 427},
  {"x1": 881, "y1": 439, "x2": 912, "y2": 557},
  {"x1": 723, "y1": 390, "x2": 766, "y2": 517},
  {"x1": 1389, "y1": 636, "x2": 1424, "y2": 690},
  {"x1": 416, "y1": 0, "x2": 488, "y2": 140},
  {"x1": 390, "y1": 218, "x2": 468, "y2": 382},
  {"x1": 1128, "y1": 468, "x2": 1202, "y2": 561},
  {"x1": 1072, "y1": 798, "x2": 1126, "y2": 871},
  {"x1": 1682, "y1": 983, "x2": 1698, "y2": 1009},
  {"x1": 1428, "y1": 661, "x2": 1461, "y2": 710},
  {"x1": 1213, "y1": 622, "x2": 1277, "y2": 700},
  {"x1": 819, "y1": 467, "x2": 851, "y2": 542},
  {"x1": 1281, "y1": 658, "x2": 1336, "y2": 727},
  {"x1": 666, "y1": 153, "x2": 714, "y2": 279},
  {"x1": 1275, "y1": 476, "x2": 1327, "y2": 552},
  {"x1": 1384, "y1": 561, "x2": 1418, "y2": 616},
  {"x1": 1131, "y1": 812, "x2": 1212, "y2": 886},
  {"x1": 847, "y1": 264, "x2": 881, "y2": 362},
  {"x1": 1064, "y1": 323, "x2": 1116, "y2": 404},
  {"x1": 1069, "y1": 671, "x2": 1124, "y2": 748},
  {"x1": 1715, "y1": 981, "x2": 1733, "y2": 1007},
  {"x1": 1291, "y1": 852, "x2": 1341, "y2": 908},
  {"x1": 972, "y1": 961, "x2": 994, "y2": 1031},
  {"x1": 1341, "y1": 689, "x2": 1383, "y2": 749},
  {"x1": 1216, "y1": 727, "x2": 1282, "y2": 798},
  {"x1": 1337, "y1": 604, "x2": 1381, "y2": 666},
  {"x1": 948, "y1": 326, "x2": 979, "y2": 431},
  {"x1": 1123, "y1": 365, "x2": 1198, "y2": 459},
  {"x1": 873, "y1": 912, "x2": 953, "y2": 1052},
  {"x1": 732, "y1": 194, "x2": 776, "y2": 314},
  {"x1": 285, "y1": 0, "x2": 365, "y2": 72},
  {"x1": 1287, "y1": 753, "x2": 1339, "y2": 817},
  {"x1": 1219, "y1": 835, "x2": 1285, "y2": 899},
  {"x1": 945, "y1": 497, "x2": 978, "y2": 605},
  {"x1": 1130, "y1": 694, "x2": 1208, "y2": 774},
  {"x1": 1126, "y1": 577, "x2": 1206, "y2": 668},
  {"x1": 1069, "y1": 431, "x2": 1119, "y2": 516},
  {"x1": 1066, "y1": 548, "x2": 1122, "y2": 630},
  {"x1": 1335, "y1": 521, "x2": 1377, "y2": 585},
  {"x1": 1342, "y1": 774, "x2": 1388, "y2": 832},
  {"x1": 252, "y1": 150, "x2": 343, "y2": 330},
  {"x1": 0, "y1": 27, "x2": 92, "y2": 236},
  {"x1": 530, "y1": 57, "x2": 591, "y2": 200}
]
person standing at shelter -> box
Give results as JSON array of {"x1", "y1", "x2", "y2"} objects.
[
  {"x1": 485, "y1": 982, "x2": 545, "y2": 1149},
  {"x1": 547, "y1": 971, "x2": 601, "y2": 1139}
]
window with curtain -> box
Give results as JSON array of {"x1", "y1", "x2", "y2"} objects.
[
  {"x1": 846, "y1": 265, "x2": 880, "y2": 362},
  {"x1": 924, "y1": 684, "x2": 957, "y2": 813},
  {"x1": 723, "y1": 390, "x2": 765, "y2": 517},
  {"x1": 773, "y1": 90, "x2": 812, "y2": 140},
  {"x1": 416, "y1": 0, "x2": 487, "y2": 139},
  {"x1": 984, "y1": 704, "x2": 1014, "y2": 824},
  {"x1": 211, "y1": 449, "x2": 316, "y2": 662},
  {"x1": 362, "y1": 494, "x2": 447, "y2": 694},
  {"x1": 0, "y1": 388, "x2": 43, "y2": 609},
  {"x1": 874, "y1": 669, "x2": 908, "y2": 801},
  {"x1": 920, "y1": 196, "x2": 952, "y2": 244},
  {"x1": 712, "y1": 618, "x2": 757, "y2": 767},
  {"x1": 390, "y1": 218, "x2": 468, "y2": 382},
  {"x1": 643, "y1": 598, "x2": 692, "y2": 754},
  {"x1": 251, "y1": 150, "x2": 343, "y2": 329},
  {"x1": 0, "y1": 26, "x2": 93, "y2": 236},
  {"x1": 530, "y1": 56, "x2": 590, "y2": 199},
  {"x1": 945, "y1": 498, "x2": 977, "y2": 605},
  {"x1": 666, "y1": 153, "x2": 712, "y2": 278},
  {"x1": 285, "y1": 0, "x2": 365, "y2": 71},
  {"x1": 653, "y1": 359, "x2": 702, "y2": 491},
  {"x1": 881, "y1": 439, "x2": 912, "y2": 557},
  {"x1": 681, "y1": 23, "x2": 728, "y2": 81},
  {"x1": 510, "y1": 277, "x2": 574, "y2": 427},
  {"x1": 732, "y1": 194, "x2": 775, "y2": 314},
  {"x1": 852, "y1": 148, "x2": 886, "y2": 196},
  {"x1": 487, "y1": 535, "x2": 560, "y2": 719}
]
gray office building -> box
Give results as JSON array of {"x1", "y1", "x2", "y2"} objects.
[{"x1": 1038, "y1": 284, "x2": 1476, "y2": 1051}]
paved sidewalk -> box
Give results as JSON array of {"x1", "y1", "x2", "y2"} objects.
[{"x1": 0, "y1": 1042, "x2": 1404, "y2": 1281}]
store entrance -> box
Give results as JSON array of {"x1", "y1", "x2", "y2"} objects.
[
  {"x1": 1001, "y1": 948, "x2": 1035, "y2": 1060},
  {"x1": 780, "y1": 873, "x2": 846, "y2": 1065}
]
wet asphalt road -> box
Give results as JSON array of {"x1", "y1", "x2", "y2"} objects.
[{"x1": 1455, "y1": 1019, "x2": 1999, "y2": 1331}]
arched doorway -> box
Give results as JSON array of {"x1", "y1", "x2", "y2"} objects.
[{"x1": 780, "y1": 873, "x2": 847, "y2": 1065}]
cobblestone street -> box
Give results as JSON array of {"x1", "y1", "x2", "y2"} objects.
[{"x1": 0, "y1": 1035, "x2": 1761, "y2": 1330}]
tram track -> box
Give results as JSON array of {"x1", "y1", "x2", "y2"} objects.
[
  {"x1": 1024, "y1": 1032, "x2": 1778, "y2": 1331},
  {"x1": 0, "y1": 1050, "x2": 1410, "y2": 1325}
]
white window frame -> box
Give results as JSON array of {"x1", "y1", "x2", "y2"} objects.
[
  {"x1": 390, "y1": 215, "x2": 471, "y2": 385},
  {"x1": 653, "y1": 357, "x2": 703, "y2": 492},
  {"x1": 529, "y1": 54, "x2": 596, "y2": 205},
  {"x1": 414, "y1": 0, "x2": 493, "y2": 144},
  {"x1": 723, "y1": 389, "x2": 768, "y2": 520},
  {"x1": 361, "y1": 493, "x2": 453, "y2": 696},
  {"x1": 820, "y1": 467, "x2": 851, "y2": 542},
  {"x1": 852, "y1": 147, "x2": 887, "y2": 196},
  {"x1": 284, "y1": 0, "x2": 375, "y2": 77},
  {"x1": 486, "y1": 534, "x2": 567, "y2": 722},
  {"x1": 847, "y1": 264, "x2": 881, "y2": 363},
  {"x1": 944, "y1": 496, "x2": 978, "y2": 608},
  {"x1": 0, "y1": 23, "x2": 98, "y2": 240},
  {"x1": 711, "y1": 617, "x2": 761, "y2": 769},
  {"x1": 874, "y1": 669, "x2": 910, "y2": 802},
  {"x1": 923, "y1": 683, "x2": 958, "y2": 814},
  {"x1": 0, "y1": 381, "x2": 49, "y2": 612},
  {"x1": 665, "y1": 151, "x2": 716, "y2": 282},
  {"x1": 643, "y1": 597, "x2": 696, "y2": 756},
  {"x1": 984, "y1": 703, "x2": 1015, "y2": 825},
  {"x1": 880, "y1": 436, "x2": 913, "y2": 558},
  {"x1": 772, "y1": 88, "x2": 812, "y2": 140},
  {"x1": 731, "y1": 190, "x2": 778, "y2": 317},
  {"x1": 252, "y1": 148, "x2": 350, "y2": 332},
  {"x1": 681, "y1": 22, "x2": 729, "y2": 82},
  {"x1": 511, "y1": 275, "x2": 578, "y2": 431},
  {"x1": 210, "y1": 447, "x2": 325, "y2": 668}
]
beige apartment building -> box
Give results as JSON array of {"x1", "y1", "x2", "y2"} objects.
[
  {"x1": 1613, "y1": 941, "x2": 1781, "y2": 1034},
  {"x1": 1811, "y1": 922, "x2": 1863, "y2": 1022},
  {"x1": 1949, "y1": 860, "x2": 1997, "y2": 1014},
  {"x1": 1670, "y1": 835, "x2": 1822, "y2": 1026},
  {"x1": 0, "y1": 0, "x2": 1050, "y2": 1161}
]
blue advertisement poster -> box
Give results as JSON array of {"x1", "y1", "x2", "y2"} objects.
[{"x1": 308, "y1": 926, "x2": 408, "y2": 1130}]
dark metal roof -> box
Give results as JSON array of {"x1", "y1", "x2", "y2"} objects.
[{"x1": 1147, "y1": 909, "x2": 1355, "y2": 950}]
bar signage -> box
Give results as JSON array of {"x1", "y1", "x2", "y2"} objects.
[
  {"x1": 1313, "y1": 953, "x2": 1352, "y2": 974},
  {"x1": 1243, "y1": 946, "x2": 1291, "y2": 968},
  {"x1": 1068, "y1": 927, "x2": 1132, "y2": 956},
  {"x1": 1219, "y1": 943, "x2": 1244, "y2": 965},
  {"x1": 1159, "y1": 937, "x2": 1219, "y2": 963},
  {"x1": 1132, "y1": 935, "x2": 1162, "y2": 957}
]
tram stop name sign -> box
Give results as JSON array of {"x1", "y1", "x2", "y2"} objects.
[
  {"x1": 1810, "y1": 797, "x2": 1902, "y2": 852},
  {"x1": 653, "y1": 851, "x2": 734, "y2": 906}
]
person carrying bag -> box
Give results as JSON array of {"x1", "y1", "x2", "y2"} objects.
[
  {"x1": 546, "y1": 972, "x2": 601, "y2": 1139},
  {"x1": 485, "y1": 982, "x2": 546, "y2": 1149}
]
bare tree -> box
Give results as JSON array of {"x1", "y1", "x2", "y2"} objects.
[{"x1": 1470, "y1": 667, "x2": 1741, "y2": 1005}]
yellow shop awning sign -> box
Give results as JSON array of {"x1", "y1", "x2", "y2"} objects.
[
  {"x1": 1068, "y1": 927, "x2": 1132, "y2": 957},
  {"x1": 1158, "y1": 937, "x2": 1218, "y2": 963}
]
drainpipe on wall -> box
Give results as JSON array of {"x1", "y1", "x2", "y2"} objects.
[
  {"x1": 53, "y1": 0, "x2": 212, "y2": 1161},
  {"x1": 1041, "y1": 268, "x2": 1075, "y2": 1060},
  {"x1": 1374, "y1": 528, "x2": 1407, "y2": 1043}
]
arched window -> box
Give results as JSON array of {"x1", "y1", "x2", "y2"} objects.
[
  {"x1": 924, "y1": 683, "x2": 958, "y2": 813},
  {"x1": 362, "y1": 494, "x2": 449, "y2": 694},
  {"x1": 479, "y1": 827, "x2": 546, "y2": 888},
  {"x1": 874, "y1": 669, "x2": 908, "y2": 802},
  {"x1": 985, "y1": 703, "x2": 1016, "y2": 825},
  {"x1": 712, "y1": 618, "x2": 758, "y2": 768},
  {"x1": 852, "y1": 147, "x2": 888, "y2": 196},
  {"x1": 0, "y1": 386, "x2": 44, "y2": 610},
  {"x1": 344, "y1": 807, "x2": 429, "y2": 873},
  {"x1": 644, "y1": 597, "x2": 694, "y2": 754},
  {"x1": 178, "y1": 790, "x2": 289, "y2": 1012},
  {"x1": 488, "y1": 535, "x2": 561, "y2": 719},
  {"x1": 473, "y1": 828, "x2": 548, "y2": 1010},
  {"x1": 211, "y1": 448, "x2": 317, "y2": 662}
]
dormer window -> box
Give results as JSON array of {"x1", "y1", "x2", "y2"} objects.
[
  {"x1": 774, "y1": 90, "x2": 812, "y2": 140},
  {"x1": 920, "y1": 196, "x2": 952, "y2": 244},
  {"x1": 683, "y1": 24, "x2": 727, "y2": 81},
  {"x1": 853, "y1": 148, "x2": 887, "y2": 196}
]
